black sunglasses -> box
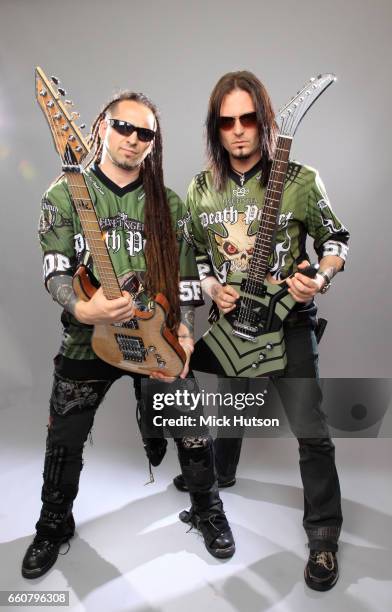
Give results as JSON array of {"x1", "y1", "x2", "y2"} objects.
[
  {"x1": 218, "y1": 112, "x2": 258, "y2": 131},
  {"x1": 107, "y1": 118, "x2": 155, "y2": 142}
]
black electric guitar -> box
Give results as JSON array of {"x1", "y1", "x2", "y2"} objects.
[
  {"x1": 35, "y1": 66, "x2": 186, "y2": 376},
  {"x1": 197, "y1": 74, "x2": 336, "y2": 377}
]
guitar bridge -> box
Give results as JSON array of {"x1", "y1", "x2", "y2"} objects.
[
  {"x1": 115, "y1": 334, "x2": 147, "y2": 362},
  {"x1": 232, "y1": 321, "x2": 258, "y2": 342}
]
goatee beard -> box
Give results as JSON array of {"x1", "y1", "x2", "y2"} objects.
[{"x1": 232, "y1": 151, "x2": 251, "y2": 160}]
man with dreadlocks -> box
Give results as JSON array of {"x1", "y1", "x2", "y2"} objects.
[
  {"x1": 174, "y1": 71, "x2": 349, "y2": 591},
  {"x1": 22, "y1": 91, "x2": 235, "y2": 579}
]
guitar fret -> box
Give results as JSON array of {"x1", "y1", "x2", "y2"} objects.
[{"x1": 264, "y1": 195, "x2": 281, "y2": 202}]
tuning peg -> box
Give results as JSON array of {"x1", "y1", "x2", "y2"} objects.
[
  {"x1": 46, "y1": 100, "x2": 54, "y2": 108},
  {"x1": 75, "y1": 146, "x2": 83, "y2": 152},
  {"x1": 71, "y1": 112, "x2": 80, "y2": 120},
  {"x1": 51, "y1": 76, "x2": 60, "y2": 85},
  {"x1": 53, "y1": 113, "x2": 62, "y2": 120},
  {"x1": 65, "y1": 99, "x2": 74, "y2": 106},
  {"x1": 79, "y1": 123, "x2": 86, "y2": 129},
  {"x1": 58, "y1": 87, "x2": 67, "y2": 96},
  {"x1": 61, "y1": 125, "x2": 69, "y2": 131},
  {"x1": 68, "y1": 135, "x2": 76, "y2": 141},
  {"x1": 39, "y1": 88, "x2": 47, "y2": 97}
]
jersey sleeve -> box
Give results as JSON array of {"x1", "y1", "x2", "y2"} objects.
[
  {"x1": 184, "y1": 174, "x2": 216, "y2": 281},
  {"x1": 38, "y1": 178, "x2": 77, "y2": 290},
  {"x1": 306, "y1": 170, "x2": 350, "y2": 262},
  {"x1": 166, "y1": 188, "x2": 204, "y2": 307}
]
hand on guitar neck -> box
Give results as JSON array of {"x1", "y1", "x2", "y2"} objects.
[{"x1": 74, "y1": 287, "x2": 136, "y2": 325}]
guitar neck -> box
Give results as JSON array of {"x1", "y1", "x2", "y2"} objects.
[
  {"x1": 246, "y1": 135, "x2": 292, "y2": 287},
  {"x1": 64, "y1": 169, "x2": 122, "y2": 300}
]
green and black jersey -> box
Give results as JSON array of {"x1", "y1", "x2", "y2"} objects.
[
  {"x1": 38, "y1": 164, "x2": 203, "y2": 360},
  {"x1": 184, "y1": 161, "x2": 349, "y2": 289}
]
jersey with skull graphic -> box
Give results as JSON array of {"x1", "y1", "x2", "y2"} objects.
[
  {"x1": 184, "y1": 162, "x2": 349, "y2": 289},
  {"x1": 38, "y1": 164, "x2": 203, "y2": 360}
]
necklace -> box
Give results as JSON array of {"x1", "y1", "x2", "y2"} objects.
[{"x1": 232, "y1": 168, "x2": 246, "y2": 186}]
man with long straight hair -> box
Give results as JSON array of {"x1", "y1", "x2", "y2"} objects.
[
  {"x1": 175, "y1": 71, "x2": 349, "y2": 591},
  {"x1": 22, "y1": 90, "x2": 235, "y2": 579}
]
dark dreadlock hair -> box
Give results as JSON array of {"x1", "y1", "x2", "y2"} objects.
[
  {"x1": 88, "y1": 91, "x2": 180, "y2": 331},
  {"x1": 206, "y1": 71, "x2": 278, "y2": 191}
]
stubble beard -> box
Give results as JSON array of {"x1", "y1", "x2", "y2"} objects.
[{"x1": 105, "y1": 145, "x2": 142, "y2": 171}]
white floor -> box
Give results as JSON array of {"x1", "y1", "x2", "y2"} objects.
[{"x1": 1, "y1": 386, "x2": 391, "y2": 612}]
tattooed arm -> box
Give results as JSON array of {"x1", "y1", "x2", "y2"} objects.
[
  {"x1": 47, "y1": 274, "x2": 135, "y2": 324},
  {"x1": 47, "y1": 275, "x2": 78, "y2": 315},
  {"x1": 178, "y1": 305, "x2": 195, "y2": 354}
]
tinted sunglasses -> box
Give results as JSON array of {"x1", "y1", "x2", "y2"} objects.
[
  {"x1": 218, "y1": 112, "x2": 258, "y2": 131},
  {"x1": 107, "y1": 118, "x2": 155, "y2": 142}
]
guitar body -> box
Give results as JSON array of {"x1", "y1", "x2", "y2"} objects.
[
  {"x1": 73, "y1": 266, "x2": 186, "y2": 376},
  {"x1": 200, "y1": 272, "x2": 295, "y2": 377}
]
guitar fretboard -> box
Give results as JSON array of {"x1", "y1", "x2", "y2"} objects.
[
  {"x1": 245, "y1": 135, "x2": 292, "y2": 292},
  {"x1": 64, "y1": 170, "x2": 122, "y2": 300}
]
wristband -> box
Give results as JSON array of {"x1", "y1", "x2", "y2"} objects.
[{"x1": 319, "y1": 271, "x2": 332, "y2": 294}]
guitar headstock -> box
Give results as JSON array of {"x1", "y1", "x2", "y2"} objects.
[
  {"x1": 276, "y1": 73, "x2": 337, "y2": 137},
  {"x1": 35, "y1": 66, "x2": 90, "y2": 166}
]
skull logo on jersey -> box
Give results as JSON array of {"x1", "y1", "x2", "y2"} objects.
[{"x1": 213, "y1": 213, "x2": 256, "y2": 272}]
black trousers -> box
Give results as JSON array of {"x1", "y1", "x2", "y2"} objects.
[
  {"x1": 191, "y1": 321, "x2": 343, "y2": 552},
  {"x1": 36, "y1": 355, "x2": 219, "y2": 540}
]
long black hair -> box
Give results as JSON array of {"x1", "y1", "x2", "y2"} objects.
[{"x1": 206, "y1": 71, "x2": 278, "y2": 191}]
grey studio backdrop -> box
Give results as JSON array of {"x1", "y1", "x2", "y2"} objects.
[{"x1": 0, "y1": 0, "x2": 391, "y2": 585}]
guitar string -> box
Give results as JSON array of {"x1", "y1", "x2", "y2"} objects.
[
  {"x1": 44, "y1": 87, "x2": 175, "y2": 366},
  {"x1": 237, "y1": 85, "x2": 318, "y2": 328},
  {"x1": 240, "y1": 138, "x2": 291, "y2": 324},
  {"x1": 46, "y1": 100, "x2": 122, "y2": 299},
  {"x1": 237, "y1": 138, "x2": 289, "y2": 326}
]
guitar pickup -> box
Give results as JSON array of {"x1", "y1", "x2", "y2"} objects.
[{"x1": 240, "y1": 279, "x2": 267, "y2": 298}]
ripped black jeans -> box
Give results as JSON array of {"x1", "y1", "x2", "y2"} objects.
[{"x1": 36, "y1": 355, "x2": 219, "y2": 541}]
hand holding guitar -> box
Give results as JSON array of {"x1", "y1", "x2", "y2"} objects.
[
  {"x1": 205, "y1": 278, "x2": 239, "y2": 314},
  {"x1": 75, "y1": 287, "x2": 135, "y2": 325},
  {"x1": 285, "y1": 261, "x2": 324, "y2": 302},
  {"x1": 286, "y1": 255, "x2": 343, "y2": 302},
  {"x1": 149, "y1": 327, "x2": 194, "y2": 382}
]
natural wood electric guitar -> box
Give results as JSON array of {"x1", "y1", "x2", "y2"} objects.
[
  {"x1": 35, "y1": 66, "x2": 185, "y2": 376},
  {"x1": 199, "y1": 74, "x2": 336, "y2": 377}
]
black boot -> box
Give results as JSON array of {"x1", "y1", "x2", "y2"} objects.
[
  {"x1": 179, "y1": 496, "x2": 235, "y2": 559},
  {"x1": 22, "y1": 510, "x2": 75, "y2": 579},
  {"x1": 176, "y1": 435, "x2": 235, "y2": 558}
]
